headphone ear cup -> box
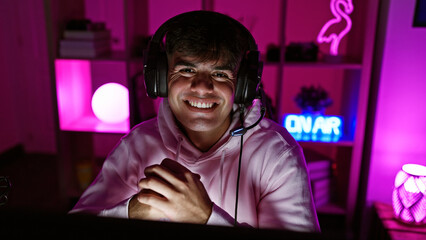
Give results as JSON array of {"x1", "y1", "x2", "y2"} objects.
[
  {"x1": 235, "y1": 51, "x2": 262, "y2": 105},
  {"x1": 234, "y1": 58, "x2": 248, "y2": 105},
  {"x1": 156, "y1": 50, "x2": 169, "y2": 98},
  {"x1": 143, "y1": 43, "x2": 169, "y2": 98}
]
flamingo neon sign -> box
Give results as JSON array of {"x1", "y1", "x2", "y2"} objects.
[{"x1": 317, "y1": 0, "x2": 354, "y2": 56}]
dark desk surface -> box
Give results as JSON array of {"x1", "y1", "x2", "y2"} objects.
[
  {"x1": 0, "y1": 209, "x2": 327, "y2": 239},
  {"x1": 373, "y1": 202, "x2": 426, "y2": 240}
]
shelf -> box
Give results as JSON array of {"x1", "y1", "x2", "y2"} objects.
[
  {"x1": 264, "y1": 60, "x2": 362, "y2": 69},
  {"x1": 299, "y1": 139, "x2": 354, "y2": 147},
  {"x1": 284, "y1": 61, "x2": 362, "y2": 69},
  {"x1": 60, "y1": 114, "x2": 129, "y2": 134},
  {"x1": 316, "y1": 202, "x2": 346, "y2": 215},
  {"x1": 57, "y1": 50, "x2": 144, "y2": 62}
]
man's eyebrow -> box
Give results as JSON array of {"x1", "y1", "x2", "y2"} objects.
[
  {"x1": 173, "y1": 60, "x2": 196, "y2": 68},
  {"x1": 173, "y1": 59, "x2": 234, "y2": 72},
  {"x1": 213, "y1": 64, "x2": 234, "y2": 71}
]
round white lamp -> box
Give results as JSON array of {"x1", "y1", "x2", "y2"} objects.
[{"x1": 91, "y1": 83, "x2": 129, "y2": 124}]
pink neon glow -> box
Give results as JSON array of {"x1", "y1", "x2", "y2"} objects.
[
  {"x1": 55, "y1": 59, "x2": 129, "y2": 133},
  {"x1": 317, "y1": 0, "x2": 354, "y2": 56},
  {"x1": 91, "y1": 83, "x2": 129, "y2": 124},
  {"x1": 392, "y1": 164, "x2": 426, "y2": 224},
  {"x1": 55, "y1": 59, "x2": 92, "y2": 128}
]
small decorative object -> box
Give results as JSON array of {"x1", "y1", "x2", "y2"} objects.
[
  {"x1": 0, "y1": 176, "x2": 11, "y2": 206},
  {"x1": 285, "y1": 42, "x2": 318, "y2": 62},
  {"x1": 295, "y1": 85, "x2": 333, "y2": 114},
  {"x1": 317, "y1": 0, "x2": 354, "y2": 62},
  {"x1": 266, "y1": 44, "x2": 280, "y2": 62},
  {"x1": 60, "y1": 19, "x2": 112, "y2": 58},
  {"x1": 392, "y1": 163, "x2": 426, "y2": 224},
  {"x1": 76, "y1": 162, "x2": 93, "y2": 190}
]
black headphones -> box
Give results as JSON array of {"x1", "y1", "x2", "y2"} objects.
[{"x1": 143, "y1": 11, "x2": 263, "y2": 106}]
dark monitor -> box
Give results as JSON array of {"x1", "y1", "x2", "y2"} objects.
[
  {"x1": 414, "y1": 0, "x2": 426, "y2": 27},
  {"x1": 0, "y1": 210, "x2": 329, "y2": 239}
]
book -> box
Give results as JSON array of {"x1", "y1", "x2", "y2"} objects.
[
  {"x1": 314, "y1": 191, "x2": 330, "y2": 207},
  {"x1": 59, "y1": 45, "x2": 111, "y2": 58},
  {"x1": 312, "y1": 177, "x2": 331, "y2": 192},
  {"x1": 311, "y1": 177, "x2": 333, "y2": 207},
  {"x1": 59, "y1": 39, "x2": 111, "y2": 49},
  {"x1": 63, "y1": 30, "x2": 111, "y2": 40},
  {"x1": 311, "y1": 177, "x2": 334, "y2": 207},
  {"x1": 309, "y1": 170, "x2": 331, "y2": 181},
  {"x1": 312, "y1": 181, "x2": 330, "y2": 198},
  {"x1": 304, "y1": 149, "x2": 332, "y2": 173}
]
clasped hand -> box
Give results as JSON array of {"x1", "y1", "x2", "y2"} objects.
[{"x1": 129, "y1": 158, "x2": 212, "y2": 224}]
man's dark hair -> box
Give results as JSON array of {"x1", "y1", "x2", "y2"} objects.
[{"x1": 165, "y1": 13, "x2": 251, "y2": 73}]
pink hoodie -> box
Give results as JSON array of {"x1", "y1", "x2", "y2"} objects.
[{"x1": 70, "y1": 99, "x2": 320, "y2": 232}]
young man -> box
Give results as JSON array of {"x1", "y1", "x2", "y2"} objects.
[{"x1": 70, "y1": 11, "x2": 320, "y2": 232}]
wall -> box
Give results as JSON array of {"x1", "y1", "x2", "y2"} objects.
[
  {"x1": 0, "y1": 0, "x2": 56, "y2": 154},
  {"x1": 0, "y1": 1, "x2": 21, "y2": 153},
  {"x1": 366, "y1": 0, "x2": 426, "y2": 204}
]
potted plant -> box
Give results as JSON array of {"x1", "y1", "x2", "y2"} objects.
[{"x1": 294, "y1": 85, "x2": 333, "y2": 114}]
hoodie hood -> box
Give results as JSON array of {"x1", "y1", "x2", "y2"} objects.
[{"x1": 157, "y1": 98, "x2": 263, "y2": 164}]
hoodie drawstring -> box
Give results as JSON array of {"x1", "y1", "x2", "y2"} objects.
[
  {"x1": 219, "y1": 148, "x2": 226, "y2": 205},
  {"x1": 175, "y1": 135, "x2": 183, "y2": 161}
]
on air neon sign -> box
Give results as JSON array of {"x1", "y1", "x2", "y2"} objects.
[{"x1": 283, "y1": 114, "x2": 343, "y2": 142}]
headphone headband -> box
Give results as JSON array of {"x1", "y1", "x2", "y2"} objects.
[
  {"x1": 150, "y1": 11, "x2": 258, "y2": 51},
  {"x1": 143, "y1": 10, "x2": 263, "y2": 105}
]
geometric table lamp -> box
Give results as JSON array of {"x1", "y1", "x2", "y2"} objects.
[{"x1": 392, "y1": 164, "x2": 426, "y2": 224}]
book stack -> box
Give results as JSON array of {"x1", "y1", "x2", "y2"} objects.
[
  {"x1": 59, "y1": 19, "x2": 111, "y2": 58},
  {"x1": 304, "y1": 149, "x2": 333, "y2": 207}
]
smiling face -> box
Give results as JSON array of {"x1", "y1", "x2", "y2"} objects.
[{"x1": 167, "y1": 51, "x2": 236, "y2": 147}]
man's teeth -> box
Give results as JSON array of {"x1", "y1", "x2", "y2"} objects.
[{"x1": 188, "y1": 101, "x2": 214, "y2": 109}]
